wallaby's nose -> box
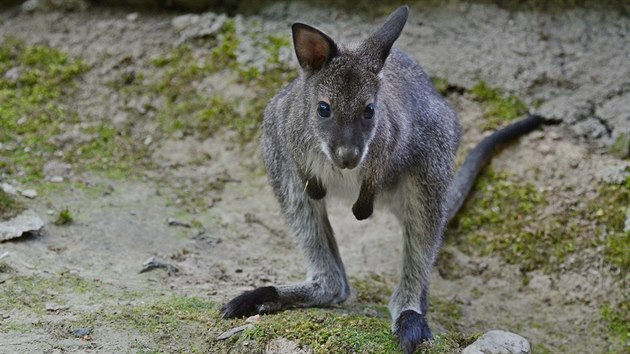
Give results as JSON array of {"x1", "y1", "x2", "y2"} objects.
[{"x1": 335, "y1": 146, "x2": 360, "y2": 169}]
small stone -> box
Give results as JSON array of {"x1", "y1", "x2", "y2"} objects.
[
  {"x1": 45, "y1": 302, "x2": 69, "y2": 312},
  {"x1": 4, "y1": 67, "x2": 21, "y2": 83},
  {"x1": 144, "y1": 136, "x2": 153, "y2": 146},
  {"x1": 126, "y1": 12, "x2": 138, "y2": 21},
  {"x1": 537, "y1": 143, "x2": 552, "y2": 155},
  {"x1": 20, "y1": 189, "x2": 37, "y2": 199},
  {"x1": 462, "y1": 330, "x2": 530, "y2": 354},
  {"x1": 1, "y1": 183, "x2": 17, "y2": 195},
  {"x1": 72, "y1": 327, "x2": 91, "y2": 337},
  {"x1": 363, "y1": 308, "x2": 378, "y2": 317},
  {"x1": 0, "y1": 209, "x2": 45, "y2": 241},
  {"x1": 245, "y1": 314, "x2": 260, "y2": 323},
  {"x1": 172, "y1": 14, "x2": 200, "y2": 31},
  {"x1": 50, "y1": 176, "x2": 64, "y2": 183},
  {"x1": 216, "y1": 323, "x2": 253, "y2": 340}
]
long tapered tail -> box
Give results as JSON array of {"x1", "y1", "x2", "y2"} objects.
[{"x1": 445, "y1": 113, "x2": 549, "y2": 222}]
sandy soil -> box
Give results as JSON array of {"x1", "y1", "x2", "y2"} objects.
[{"x1": 0, "y1": 2, "x2": 628, "y2": 353}]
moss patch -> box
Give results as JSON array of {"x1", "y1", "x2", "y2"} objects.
[
  {"x1": 0, "y1": 36, "x2": 86, "y2": 181},
  {"x1": 448, "y1": 168, "x2": 630, "y2": 274},
  {"x1": 0, "y1": 273, "x2": 100, "y2": 314},
  {"x1": 600, "y1": 299, "x2": 630, "y2": 349},
  {"x1": 0, "y1": 188, "x2": 25, "y2": 220},
  {"x1": 469, "y1": 81, "x2": 527, "y2": 130},
  {"x1": 119, "y1": 20, "x2": 295, "y2": 145},
  {"x1": 54, "y1": 207, "x2": 74, "y2": 225},
  {"x1": 350, "y1": 273, "x2": 392, "y2": 304}
]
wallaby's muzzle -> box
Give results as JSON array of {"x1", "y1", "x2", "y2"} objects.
[{"x1": 333, "y1": 145, "x2": 360, "y2": 169}]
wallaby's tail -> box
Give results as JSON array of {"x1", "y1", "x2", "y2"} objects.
[{"x1": 445, "y1": 113, "x2": 548, "y2": 222}]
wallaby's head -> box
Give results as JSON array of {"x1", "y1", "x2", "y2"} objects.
[{"x1": 291, "y1": 6, "x2": 408, "y2": 170}]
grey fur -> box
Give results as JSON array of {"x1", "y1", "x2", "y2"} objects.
[
  {"x1": 222, "y1": 6, "x2": 537, "y2": 353},
  {"x1": 261, "y1": 4, "x2": 457, "y2": 347}
]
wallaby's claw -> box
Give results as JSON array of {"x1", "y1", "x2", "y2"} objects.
[
  {"x1": 352, "y1": 200, "x2": 373, "y2": 220},
  {"x1": 394, "y1": 310, "x2": 432, "y2": 354},
  {"x1": 221, "y1": 286, "x2": 280, "y2": 318}
]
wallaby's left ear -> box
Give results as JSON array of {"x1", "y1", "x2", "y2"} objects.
[
  {"x1": 358, "y1": 6, "x2": 409, "y2": 73},
  {"x1": 292, "y1": 23, "x2": 338, "y2": 73}
]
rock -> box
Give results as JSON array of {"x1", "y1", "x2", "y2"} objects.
[
  {"x1": 20, "y1": 189, "x2": 37, "y2": 199},
  {"x1": 126, "y1": 12, "x2": 139, "y2": 22},
  {"x1": 462, "y1": 330, "x2": 530, "y2": 354},
  {"x1": 45, "y1": 302, "x2": 69, "y2": 311},
  {"x1": 216, "y1": 323, "x2": 253, "y2": 340},
  {"x1": 265, "y1": 337, "x2": 311, "y2": 354},
  {"x1": 4, "y1": 67, "x2": 21, "y2": 83},
  {"x1": 173, "y1": 12, "x2": 228, "y2": 45},
  {"x1": 1, "y1": 183, "x2": 17, "y2": 196},
  {"x1": 21, "y1": 0, "x2": 89, "y2": 12},
  {"x1": 0, "y1": 209, "x2": 45, "y2": 241},
  {"x1": 172, "y1": 14, "x2": 200, "y2": 31},
  {"x1": 72, "y1": 327, "x2": 91, "y2": 337},
  {"x1": 43, "y1": 160, "x2": 72, "y2": 180}
]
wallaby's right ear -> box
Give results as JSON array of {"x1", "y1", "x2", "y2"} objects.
[{"x1": 292, "y1": 23, "x2": 338, "y2": 73}]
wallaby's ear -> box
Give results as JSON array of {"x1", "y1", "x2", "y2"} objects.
[
  {"x1": 358, "y1": 6, "x2": 409, "y2": 73},
  {"x1": 292, "y1": 23, "x2": 338, "y2": 73}
]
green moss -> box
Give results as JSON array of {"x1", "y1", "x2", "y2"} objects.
[
  {"x1": 350, "y1": 273, "x2": 392, "y2": 304},
  {"x1": 469, "y1": 81, "x2": 527, "y2": 130},
  {"x1": 600, "y1": 300, "x2": 630, "y2": 349},
  {"x1": 0, "y1": 273, "x2": 99, "y2": 313},
  {"x1": 54, "y1": 207, "x2": 74, "y2": 225},
  {"x1": 0, "y1": 36, "x2": 87, "y2": 181},
  {"x1": 429, "y1": 297, "x2": 462, "y2": 332},
  {"x1": 609, "y1": 134, "x2": 629, "y2": 158},
  {"x1": 242, "y1": 308, "x2": 398, "y2": 353},
  {"x1": 431, "y1": 77, "x2": 450, "y2": 96},
  {"x1": 449, "y1": 168, "x2": 630, "y2": 275},
  {"x1": 0, "y1": 188, "x2": 25, "y2": 220}
]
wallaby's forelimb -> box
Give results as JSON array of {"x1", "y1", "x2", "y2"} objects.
[{"x1": 352, "y1": 179, "x2": 376, "y2": 220}]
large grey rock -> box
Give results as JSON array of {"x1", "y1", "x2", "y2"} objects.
[
  {"x1": 462, "y1": 330, "x2": 531, "y2": 354},
  {"x1": 0, "y1": 209, "x2": 45, "y2": 241}
]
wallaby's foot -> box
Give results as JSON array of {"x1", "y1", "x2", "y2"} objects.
[
  {"x1": 352, "y1": 199, "x2": 373, "y2": 220},
  {"x1": 221, "y1": 279, "x2": 350, "y2": 319},
  {"x1": 305, "y1": 177, "x2": 326, "y2": 200},
  {"x1": 221, "y1": 286, "x2": 281, "y2": 318},
  {"x1": 394, "y1": 310, "x2": 432, "y2": 354}
]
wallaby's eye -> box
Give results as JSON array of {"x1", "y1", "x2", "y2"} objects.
[
  {"x1": 363, "y1": 103, "x2": 375, "y2": 119},
  {"x1": 317, "y1": 101, "x2": 331, "y2": 118}
]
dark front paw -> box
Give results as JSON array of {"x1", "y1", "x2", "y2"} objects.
[
  {"x1": 305, "y1": 178, "x2": 326, "y2": 200},
  {"x1": 221, "y1": 286, "x2": 281, "y2": 319},
  {"x1": 394, "y1": 310, "x2": 432, "y2": 354},
  {"x1": 352, "y1": 200, "x2": 373, "y2": 220}
]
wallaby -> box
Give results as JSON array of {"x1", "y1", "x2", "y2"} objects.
[{"x1": 222, "y1": 6, "x2": 545, "y2": 353}]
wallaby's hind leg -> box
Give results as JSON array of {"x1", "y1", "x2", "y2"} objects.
[
  {"x1": 221, "y1": 172, "x2": 350, "y2": 318},
  {"x1": 389, "y1": 176, "x2": 445, "y2": 354}
]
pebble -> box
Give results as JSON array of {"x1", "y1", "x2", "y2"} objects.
[
  {"x1": 126, "y1": 12, "x2": 139, "y2": 22},
  {"x1": 72, "y1": 327, "x2": 91, "y2": 337},
  {"x1": 1, "y1": 183, "x2": 17, "y2": 195},
  {"x1": 216, "y1": 323, "x2": 253, "y2": 340},
  {"x1": 462, "y1": 330, "x2": 530, "y2": 354},
  {"x1": 20, "y1": 189, "x2": 37, "y2": 199}
]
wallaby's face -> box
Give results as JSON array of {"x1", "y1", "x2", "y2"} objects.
[
  {"x1": 307, "y1": 57, "x2": 380, "y2": 169},
  {"x1": 292, "y1": 11, "x2": 407, "y2": 170}
]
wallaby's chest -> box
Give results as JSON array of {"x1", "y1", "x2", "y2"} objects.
[{"x1": 307, "y1": 154, "x2": 362, "y2": 204}]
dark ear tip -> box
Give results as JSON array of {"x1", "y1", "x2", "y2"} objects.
[{"x1": 395, "y1": 5, "x2": 409, "y2": 20}]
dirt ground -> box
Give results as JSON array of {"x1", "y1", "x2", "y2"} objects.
[{"x1": 0, "y1": 2, "x2": 628, "y2": 354}]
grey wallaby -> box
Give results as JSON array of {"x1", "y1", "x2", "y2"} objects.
[{"x1": 222, "y1": 6, "x2": 545, "y2": 353}]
